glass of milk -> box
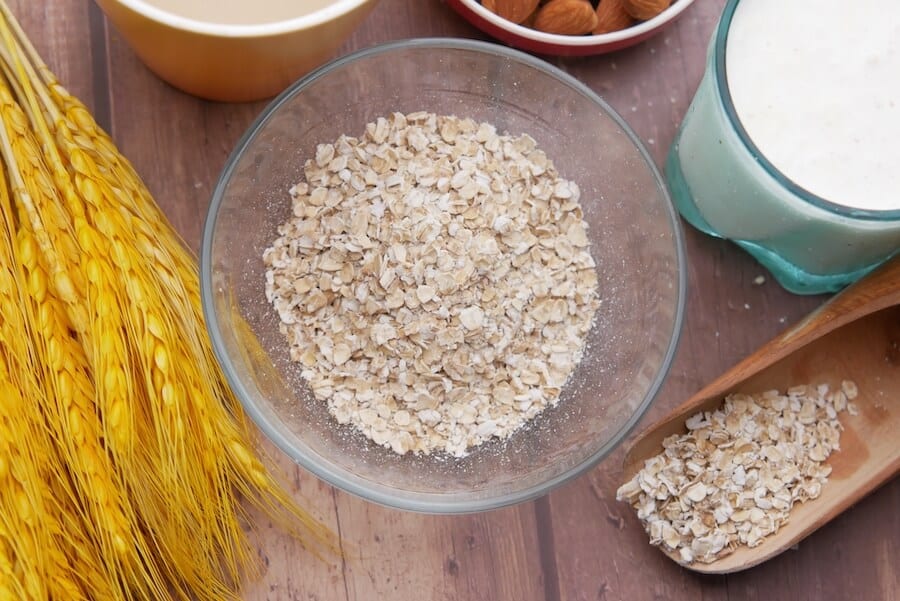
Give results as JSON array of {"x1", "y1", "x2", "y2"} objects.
[{"x1": 667, "y1": 0, "x2": 900, "y2": 294}]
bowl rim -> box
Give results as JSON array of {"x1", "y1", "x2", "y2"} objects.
[
  {"x1": 109, "y1": 0, "x2": 374, "y2": 36},
  {"x1": 452, "y1": 0, "x2": 698, "y2": 47},
  {"x1": 201, "y1": 37, "x2": 687, "y2": 513}
]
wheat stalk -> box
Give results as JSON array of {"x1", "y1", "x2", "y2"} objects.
[{"x1": 0, "y1": 3, "x2": 337, "y2": 600}]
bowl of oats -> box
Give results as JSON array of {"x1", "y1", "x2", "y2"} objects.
[{"x1": 201, "y1": 38, "x2": 686, "y2": 512}]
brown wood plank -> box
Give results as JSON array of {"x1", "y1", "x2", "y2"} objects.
[
  {"x1": 332, "y1": 497, "x2": 545, "y2": 601},
  {"x1": 101, "y1": 27, "x2": 266, "y2": 249},
  {"x1": 6, "y1": 1, "x2": 95, "y2": 109}
]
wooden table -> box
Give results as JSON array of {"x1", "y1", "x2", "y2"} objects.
[{"x1": 19, "y1": 1, "x2": 897, "y2": 599}]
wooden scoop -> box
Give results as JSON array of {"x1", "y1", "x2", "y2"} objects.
[{"x1": 621, "y1": 255, "x2": 900, "y2": 573}]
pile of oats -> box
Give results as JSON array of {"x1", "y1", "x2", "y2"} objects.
[
  {"x1": 616, "y1": 381, "x2": 859, "y2": 564},
  {"x1": 263, "y1": 111, "x2": 600, "y2": 457}
]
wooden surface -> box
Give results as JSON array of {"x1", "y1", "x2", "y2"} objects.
[
  {"x1": 15, "y1": 1, "x2": 898, "y2": 599},
  {"x1": 623, "y1": 256, "x2": 900, "y2": 573}
]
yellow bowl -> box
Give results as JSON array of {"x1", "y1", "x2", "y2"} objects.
[{"x1": 94, "y1": 0, "x2": 379, "y2": 102}]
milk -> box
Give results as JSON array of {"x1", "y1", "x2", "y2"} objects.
[
  {"x1": 665, "y1": 0, "x2": 900, "y2": 294},
  {"x1": 726, "y1": 0, "x2": 900, "y2": 212},
  {"x1": 139, "y1": 0, "x2": 337, "y2": 25}
]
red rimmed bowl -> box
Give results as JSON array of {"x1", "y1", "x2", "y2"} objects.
[{"x1": 447, "y1": 0, "x2": 697, "y2": 56}]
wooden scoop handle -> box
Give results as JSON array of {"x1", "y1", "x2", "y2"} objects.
[
  {"x1": 623, "y1": 254, "x2": 900, "y2": 480},
  {"x1": 698, "y1": 255, "x2": 900, "y2": 402}
]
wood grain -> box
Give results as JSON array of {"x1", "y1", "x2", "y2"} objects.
[
  {"x1": 8, "y1": 0, "x2": 897, "y2": 599},
  {"x1": 623, "y1": 256, "x2": 900, "y2": 573}
]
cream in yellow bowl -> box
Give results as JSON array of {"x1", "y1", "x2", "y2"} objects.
[{"x1": 94, "y1": 0, "x2": 379, "y2": 102}]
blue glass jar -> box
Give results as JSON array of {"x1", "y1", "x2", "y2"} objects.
[{"x1": 666, "y1": 0, "x2": 900, "y2": 294}]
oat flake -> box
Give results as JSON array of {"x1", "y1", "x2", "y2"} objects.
[
  {"x1": 616, "y1": 382, "x2": 859, "y2": 564},
  {"x1": 263, "y1": 112, "x2": 600, "y2": 457}
]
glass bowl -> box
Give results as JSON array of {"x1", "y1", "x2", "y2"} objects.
[{"x1": 201, "y1": 38, "x2": 686, "y2": 513}]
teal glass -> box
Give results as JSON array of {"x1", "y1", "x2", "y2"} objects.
[{"x1": 666, "y1": 0, "x2": 900, "y2": 295}]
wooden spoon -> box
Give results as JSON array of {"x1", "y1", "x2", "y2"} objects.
[{"x1": 621, "y1": 255, "x2": 900, "y2": 573}]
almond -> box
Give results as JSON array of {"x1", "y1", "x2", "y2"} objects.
[
  {"x1": 483, "y1": 0, "x2": 542, "y2": 24},
  {"x1": 533, "y1": 0, "x2": 600, "y2": 35},
  {"x1": 622, "y1": 0, "x2": 671, "y2": 21},
  {"x1": 521, "y1": 5, "x2": 539, "y2": 28},
  {"x1": 593, "y1": 0, "x2": 635, "y2": 34}
]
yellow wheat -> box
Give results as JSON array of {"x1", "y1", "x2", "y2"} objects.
[
  {"x1": 0, "y1": 2, "x2": 336, "y2": 600},
  {"x1": 0, "y1": 167, "x2": 105, "y2": 601}
]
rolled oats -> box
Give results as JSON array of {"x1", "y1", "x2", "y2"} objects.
[
  {"x1": 263, "y1": 112, "x2": 600, "y2": 458},
  {"x1": 616, "y1": 382, "x2": 859, "y2": 564}
]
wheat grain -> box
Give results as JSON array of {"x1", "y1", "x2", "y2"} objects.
[
  {"x1": 0, "y1": 3, "x2": 337, "y2": 599},
  {"x1": 0, "y1": 187, "x2": 98, "y2": 601}
]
